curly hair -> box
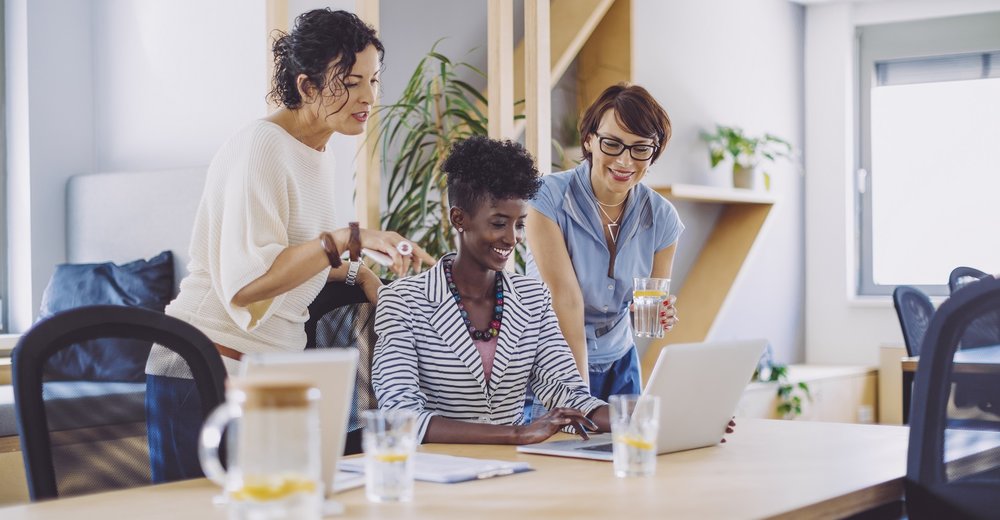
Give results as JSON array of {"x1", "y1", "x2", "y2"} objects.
[
  {"x1": 443, "y1": 136, "x2": 541, "y2": 213},
  {"x1": 268, "y1": 9, "x2": 384, "y2": 111},
  {"x1": 579, "y1": 83, "x2": 671, "y2": 164}
]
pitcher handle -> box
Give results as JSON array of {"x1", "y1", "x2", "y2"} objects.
[{"x1": 199, "y1": 402, "x2": 239, "y2": 487}]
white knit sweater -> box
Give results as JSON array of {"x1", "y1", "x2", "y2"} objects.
[{"x1": 147, "y1": 120, "x2": 336, "y2": 378}]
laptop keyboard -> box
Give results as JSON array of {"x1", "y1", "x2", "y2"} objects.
[{"x1": 578, "y1": 443, "x2": 614, "y2": 453}]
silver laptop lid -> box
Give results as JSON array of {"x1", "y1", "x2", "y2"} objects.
[{"x1": 643, "y1": 339, "x2": 766, "y2": 454}]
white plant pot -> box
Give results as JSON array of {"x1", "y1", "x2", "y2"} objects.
[{"x1": 733, "y1": 165, "x2": 756, "y2": 190}]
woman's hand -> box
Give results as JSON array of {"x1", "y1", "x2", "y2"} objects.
[
  {"x1": 512, "y1": 407, "x2": 598, "y2": 445},
  {"x1": 660, "y1": 295, "x2": 678, "y2": 332},
  {"x1": 359, "y1": 229, "x2": 435, "y2": 277},
  {"x1": 356, "y1": 265, "x2": 382, "y2": 303}
]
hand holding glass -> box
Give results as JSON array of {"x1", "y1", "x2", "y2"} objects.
[
  {"x1": 633, "y1": 277, "x2": 671, "y2": 338},
  {"x1": 610, "y1": 394, "x2": 660, "y2": 478},
  {"x1": 362, "y1": 410, "x2": 418, "y2": 502}
]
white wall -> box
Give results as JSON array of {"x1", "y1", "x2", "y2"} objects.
[
  {"x1": 634, "y1": 0, "x2": 806, "y2": 363},
  {"x1": 6, "y1": 1, "x2": 370, "y2": 330},
  {"x1": 804, "y1": 0, "x2": 1000, "y2": 366}
]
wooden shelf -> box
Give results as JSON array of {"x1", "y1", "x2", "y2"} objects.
[
  {"x1": 652, "y1": 183, "x2": 776, "y2": 205},
  {"x1": 641, "y1": 184, "x2": 777, "y2": 382}
]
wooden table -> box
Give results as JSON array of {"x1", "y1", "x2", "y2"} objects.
[
  {"x1": 0, "y1": 419, "x2": 910, "y2": 520},
  {"x1": 900, "y1": 344, "x2": 1000, "y2": 424}
]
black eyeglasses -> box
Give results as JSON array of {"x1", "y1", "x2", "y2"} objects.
[{"x1": 597, "y1": 135, "x2": 658, "y2": 161}]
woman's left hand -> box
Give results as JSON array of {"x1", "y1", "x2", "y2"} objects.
[{"x1": 660, "y1": 295, "x2": 678, "y2": 332}]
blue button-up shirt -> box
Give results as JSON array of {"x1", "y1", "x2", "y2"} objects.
[{"x1": 527, "y1": 162, "x2": 684, "y2": 364}]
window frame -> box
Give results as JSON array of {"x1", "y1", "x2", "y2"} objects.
[{"x1": 856, "y1": 12, "x2": 1000, "y2": 297}]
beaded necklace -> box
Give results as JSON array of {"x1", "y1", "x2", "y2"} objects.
[{"x1": 443, "y1": 258, "x2": 504, "y2": 341}]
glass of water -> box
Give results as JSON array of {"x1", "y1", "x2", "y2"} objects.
[
  {"x1": 361, "y1": 410, "x2": 417, "y2": 502},
  {"x1": 633, "y1": 277, "x2": 671, "y2": 338},
  {"x1": 609, "y1": 394, "x2": 660, "y2": 478}
]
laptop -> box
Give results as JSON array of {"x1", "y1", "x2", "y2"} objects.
[
  {"x1": 516, "y1": 339, "x2": 766, "y2": 461},
  {"x1": 240, "y1": 349, "x2": 362, "y2": 495}
]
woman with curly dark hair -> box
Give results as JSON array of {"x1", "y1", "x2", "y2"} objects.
[
  {"x1": 371, "y1": 136, "x2": 610, "y2": 444},
  {"x1": 144, "y1": 8, "x2": 431, "y2": 482}
]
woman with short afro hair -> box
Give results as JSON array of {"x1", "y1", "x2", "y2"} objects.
[{"x1": 371, "y1": 136, "x2": 611, "y2": 444}]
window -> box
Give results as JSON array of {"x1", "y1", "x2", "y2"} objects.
[{"x1": 857, "y1": 13, "x2": 1000, "y2": 296}]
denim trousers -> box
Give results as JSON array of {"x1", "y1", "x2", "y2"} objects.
[
  {"x1": 145, "y1": 374, "x2": 204, "y2": 483},
  {"x1": 524, "y1": 346, "x2": 641, "y2": 422}
]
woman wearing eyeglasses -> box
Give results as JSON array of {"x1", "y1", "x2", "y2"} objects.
[{"x1": 526, "y1": 83, "x2": 683, "y2": 407}]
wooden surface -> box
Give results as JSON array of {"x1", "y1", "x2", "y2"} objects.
[
  {"x1": 354, "y1": 0, "x2": 382, "y2": 229},
  {"x1": 577, "y1": 0, "x2": 632, "y2": 112},
  {"x1": 505, "y1": 0, "x2": 614, "y2": 138},
  {"x1": 264, "y1": 0, "x2": 287, "y2": 112},
  {"x1": 0, "y1": 419, "x2": 911, "y2": 520},
  {"x1": 879, "y1": 345, "x2": 906, "y2": 425},
  {"x1": 643, "y1": 185, "x2": 775, "y2": 382},
  {"x1": 524, "y1": 0, "x2": 551, "y2": 173},
  {"x1": 487, "y1": 0, "x2": 514, "y2": 140}
]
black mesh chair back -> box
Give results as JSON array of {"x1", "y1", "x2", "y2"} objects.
[
  {"x1": 306, "y1": 282, "x2": 378, "y2": 455},
  {"x1": 906, "y1": 275, "x2": 1000, "y2": 519},
  {"x1": 950, "y1": 266, "x2": 989, "y2": 295},
  {"x1": 13, "y1": 305, "x2": 226, "y2": 501},
  {"x1": 894, "y1": 285, "x2": 935, "y2": 357}
]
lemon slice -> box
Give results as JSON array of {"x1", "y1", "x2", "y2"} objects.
[
  {"x1": 231, "y1": 476, "x2": 317, "y2": 502},
  {"x1": 633, "y1": 290, "x2": 667, "y2": 298},
  {"x1": 374, "y1": 452, "x2": 410, "y2": 463},
  {"x1": 615, "y1": 435, "x2": 655, "y2": 451}
]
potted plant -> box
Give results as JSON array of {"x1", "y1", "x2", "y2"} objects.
[
  {"x1": 754, "y1": 361, "x2": 813, "y2": 419},
  {"x1": 700, "y1": 125, "x2": 793, "y2": 190},
  {"x1": 369, "y1": 43, "x2": 490, "y2": 265}
]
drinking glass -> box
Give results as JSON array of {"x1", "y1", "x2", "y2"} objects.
[
  {"x1": 199, "y1": 377, "x2": 322, "y2": 520},
  {"x1": 361, "y1": 410, "x2": 418, "y2": 502},
  {"x1": 633, "y1": 277, "x2": 671, "y2": 338},
  {"x1": 609, "y1": 394, "x2": 660, "y2": 478}
]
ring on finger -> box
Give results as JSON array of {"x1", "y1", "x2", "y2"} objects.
[{"x1": 396, "y1": 241, "x2": 414, "y2": 256}]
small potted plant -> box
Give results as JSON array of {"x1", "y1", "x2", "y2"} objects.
[{"x1": 700, "y1": 125, "x2": 793, "y2": 190}]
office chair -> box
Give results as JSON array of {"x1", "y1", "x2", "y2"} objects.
[
  {"x1": 949, "y1": 266, "x2": 989, "y2": 295},
  {"x1": 893, "y1": 286, "x2": 935, "y2": 357},
  {"x1": 906, "y1": 275, "x2": 1000, "y2": 519},
  {"x1": 305, "y1": 281, "x2": 378, "y2": 455},
  {"x1": 13, "y1": 305, "x2": 226, "y2": 500}
]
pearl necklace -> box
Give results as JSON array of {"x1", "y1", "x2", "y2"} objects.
[{"x1": 443, "y1": 259, "x2": 504, "y2": 341}]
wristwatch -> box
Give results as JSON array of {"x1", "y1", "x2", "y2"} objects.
[{"x1": 345, "y1": 222, "x2": 362, "y2": 286}]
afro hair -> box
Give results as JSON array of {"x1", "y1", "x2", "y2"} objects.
[{"x1": 443, "y1": 136, "x2": 541, "y2": 213}]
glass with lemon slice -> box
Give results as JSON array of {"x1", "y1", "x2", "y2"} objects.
[
  {"x1": 633, "y1": 277, "x2": 671, "y2": 338},
  {"x1": 361, "y1": 410, "x2": 418, "y2": 502},
  {"x1": 609, "y1": 394, "x2": 661, "y2": 477}
]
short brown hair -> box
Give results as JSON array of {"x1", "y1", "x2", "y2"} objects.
[{"x1": 578, "y1": 83, "x2": 671, "y2": 164}]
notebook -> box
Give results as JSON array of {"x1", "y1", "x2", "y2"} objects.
[
  {"x1": 339, "y1": 452, "x2": 532, "y2": 483},
  {"x1": 516, "y1": 339, "x2": 767, "y2": 461},
  {"x1": 240, "y1": 349, "x2": 360, "y2": 496}
]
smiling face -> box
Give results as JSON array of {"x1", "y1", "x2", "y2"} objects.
[
  {"x1": 584, "y1": 109, "x2": 657, "y2": 201},
  {"x1": 305, "y1": 44, "x2": 381, "y2": 136},
  {"x1": 453, "y1": 197, "x2": 528, "y2": 273}
]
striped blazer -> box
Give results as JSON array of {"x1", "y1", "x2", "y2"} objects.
[{"x1": 372, "y1": 253, "x2": 605, "y2": 442}]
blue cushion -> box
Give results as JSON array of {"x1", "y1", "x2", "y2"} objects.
[{"x1": 37, "y1": 251, "x2": 174, "y2": 382}]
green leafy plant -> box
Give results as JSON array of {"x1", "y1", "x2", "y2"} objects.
[
  {"x1": 755, "y1": 364, "x2": 813, "y2": 419},
  {"x1": 372, "y1": 43, "x2": 487, "y2": 263},
  {"x1": 370, "y1": 43, "x2": 542, "y2": 275},
  {"x1": 699, "y1": 125, "x2": 793, "y2": 189}
]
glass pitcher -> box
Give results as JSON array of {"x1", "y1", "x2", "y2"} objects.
[{"x1": 199, "y1": 377, "x2": 322, "y2": 520}]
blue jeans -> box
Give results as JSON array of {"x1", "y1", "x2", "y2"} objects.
[
  {"x1": 525, "y1": 347, "x2": 642, "y2": 422},
  {"x1": 146, "y1": 375, "x2": 204, "y2": 483}
]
